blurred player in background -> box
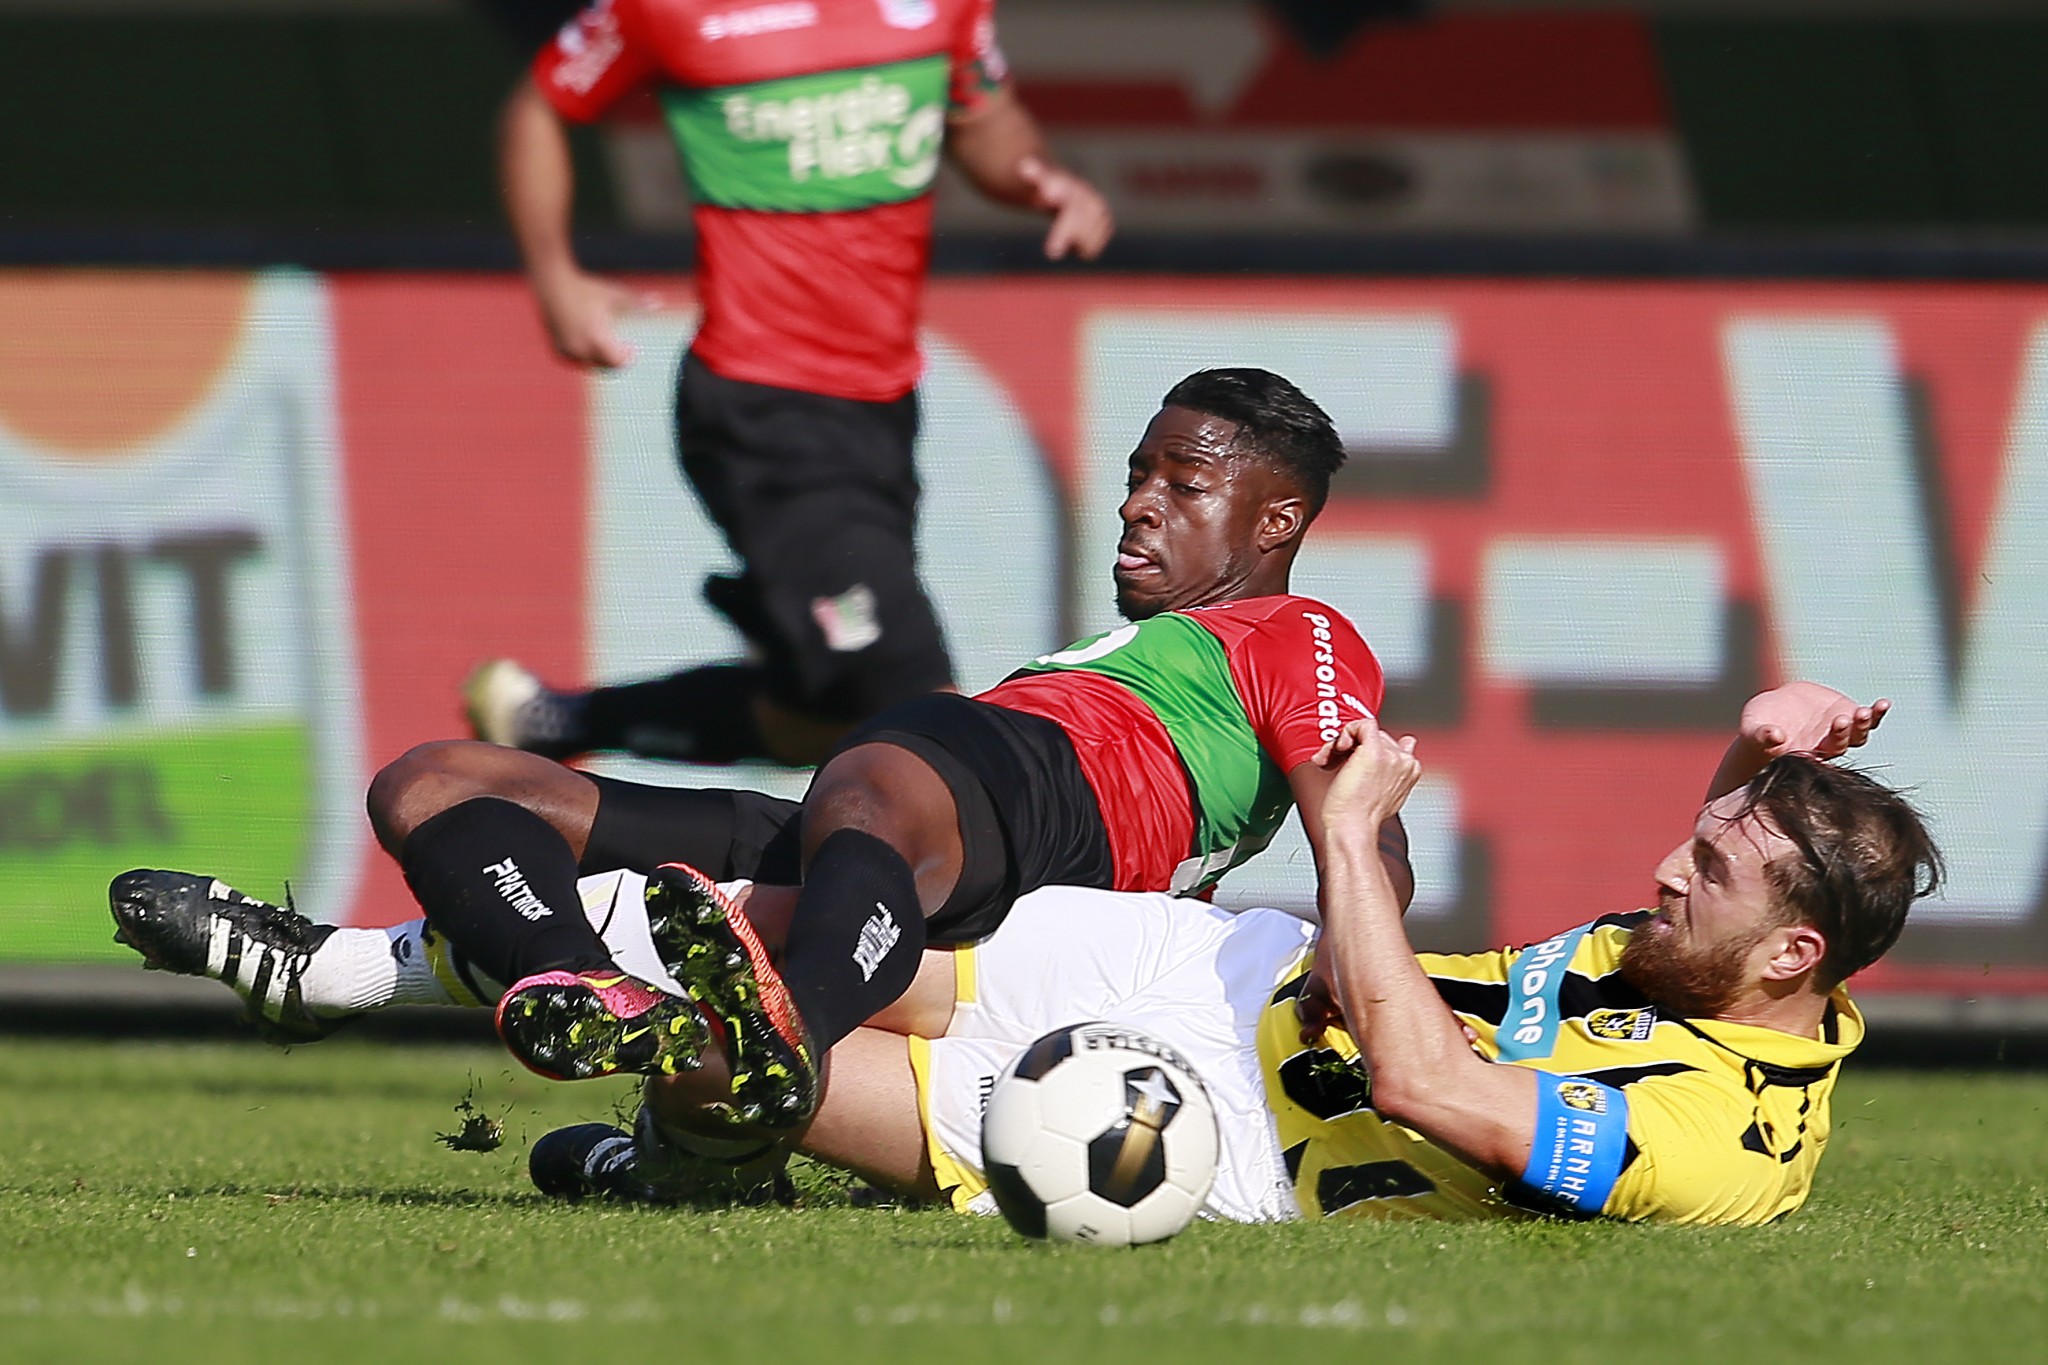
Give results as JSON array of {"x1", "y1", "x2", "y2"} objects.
[{"x1": 466, "y1": 0, "x2": 1112, "y2": 767}]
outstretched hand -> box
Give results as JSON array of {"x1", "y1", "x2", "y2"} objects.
[
  {"x1": 1312, "y1": 715, "x2": 1423, "y2": 836},
  {"x1": 1739, "y1": 682, "x2": 1889, "y2": 762}
]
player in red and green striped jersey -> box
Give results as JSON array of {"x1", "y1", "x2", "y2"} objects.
[
  {"x1": 476, "y1": 367, "x2": 1408, "y2": 1130},
  {"x1": 121, "y1": 369, "x2": 1410, "y2": 1139}
]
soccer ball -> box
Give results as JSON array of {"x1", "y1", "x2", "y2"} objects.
[{"x1": 980, "y1": 1022, "x2": 1219, "y2": 1246}]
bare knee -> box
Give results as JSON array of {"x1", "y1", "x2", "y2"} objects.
[
  {"x1": 803, "y1": 771, "x2": 893, "y2": 840},
  {"x1": 801, "y1": 743, "x2": 963, "y2": 912},
  {"x1": 803, "y1": 744, "x2": 950, "y2": 848},
  {"x1": 366, "y1": 741, "x2": 485, "y2": 852},
  {"x1": 366, "y1": 740, "x2": 603, "y2": 857}
]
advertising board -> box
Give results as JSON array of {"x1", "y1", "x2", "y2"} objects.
[
  {"x1": 4, "y1": 271, "x2": 2045, "y2": 1004},
  {"x1": 0, "y1": 272, "x2": 361, "y2": 960}
]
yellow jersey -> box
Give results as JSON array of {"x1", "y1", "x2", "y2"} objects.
[{"x1": 1256, "y1": 912, "x2": 1864, "y2": 1226}]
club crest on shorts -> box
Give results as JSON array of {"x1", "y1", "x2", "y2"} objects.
[{"x1": 812, "y1": 583, "x2": 883, "y2": 652}]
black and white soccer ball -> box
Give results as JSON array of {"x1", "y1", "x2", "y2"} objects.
[{"x1": 980, "y1": 1022, "x2": 1218, "y2": 1246}]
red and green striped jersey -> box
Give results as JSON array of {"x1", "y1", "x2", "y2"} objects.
[
  {"x1": 977, "y1": 595, "x2": 1384, "y2": 894},
  {"x1": 533, "y1": 0, "x2": 1006, "y2": 401}
]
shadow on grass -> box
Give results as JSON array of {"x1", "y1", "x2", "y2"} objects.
[
  {"x1": 0, "y1": 1179, "x2": 899, "y2": 1215},
  {"x1": 0, "y1": 1182, "x2": 550, "y2": 1209},
  {"x1": 175, "y1": 1184, "x2": 545, "y2": 1208}
]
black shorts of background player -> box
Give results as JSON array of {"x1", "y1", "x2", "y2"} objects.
[{"x1": 465, "y1": 363, "x2": 953, "y2": 768}]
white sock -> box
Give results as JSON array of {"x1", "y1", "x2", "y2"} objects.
[
  {"x1": 297, "y1": 922, "x2": 495, "y2": 1014},
  {"x1": 292, "y1": 870, "x2": 752, "y2": 1016}
]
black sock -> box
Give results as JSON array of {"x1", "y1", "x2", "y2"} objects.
[
  {"x1": 581, "y1": 776, "x2": 803, "y2": 882},
  {"x1": 579, "y1": 665, "x2": 769, "y2": 763},
  {"x1": 399, "y1": 797, "x2": 612, "y2": 986},
  {"x1": 778, "y1": 829, "x2": 925, "y2": 1050}
]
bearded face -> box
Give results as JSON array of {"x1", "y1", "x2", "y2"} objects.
[
  {"x1": 1627, "y1": 795, "x2": 1811, "y2": 1020},
  {"x1": 1617, "y1": 891, "x2": 1779, "y2": 1019}
]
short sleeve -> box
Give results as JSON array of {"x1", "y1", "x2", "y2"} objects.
[
  {"x1": 1227, "y1": 602, "x2": 1386, "y2": 773},
  {"x1": 947, "y1": 0, "x2": 1009, "y2": 116},
  {"x1": 1601, "y1": 1075, "x2": 1789, "y2": 1226},
  {"x1": 532, "y1": 0, "x2": 662, "y2": 124}
]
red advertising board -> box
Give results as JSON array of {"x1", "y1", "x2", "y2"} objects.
[{"x1": 4, "y1": 271, "x2": 2044, "y2": 1004}]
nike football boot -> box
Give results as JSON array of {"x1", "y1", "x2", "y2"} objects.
[
  {"x1": 641, "y1": 862, "x2": 822, "y2": 1131},
  {"x1": 495, "y1": 967, "x2": 712, "y2": 1082},
  {"x1": 528, "y1": 1107, "x2": 790, "y2": 1206}
]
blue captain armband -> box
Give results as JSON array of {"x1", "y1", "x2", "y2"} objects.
[{"x1": 1515, "y1": 1073, "x2": 1630, "y2": 1215}]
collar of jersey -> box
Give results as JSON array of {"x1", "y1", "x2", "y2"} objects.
[{"x1": 1679, "y1": 988, "x2": 1865, "y2": 1069}]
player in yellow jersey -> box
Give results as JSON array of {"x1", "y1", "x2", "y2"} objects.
[
  {"x1": 113, "y1": 679, "x2": 1940, "y2": 1225},
  {"x1": 1260, "y1": 682, "x2": 1937, "y2": 1224},
  {"x1": 577, "y1": 678, "x2": 1938, "y2": 1226}
]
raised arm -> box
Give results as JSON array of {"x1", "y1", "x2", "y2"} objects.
[
  {"x1": 945, "y1": 87, "x2": 1113, "y2": 261},
  {"x1": 1705, "y1": 682, "x2": 1889, "y2": 800},
  {"x1": 1309, "y1": 718, "x2": 1538, "y2": 1184}
]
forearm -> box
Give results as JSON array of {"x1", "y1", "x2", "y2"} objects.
[
  {"x1": 1298, "y1": 764, "x2": 1412, "y2": 923},
  {"x1": 499, "y1": 79, "x2": 582, "y2": 287},
  {"x1": 1319, "y1": 837, "x2": 1531, "y2": 1179},
  {"x1": 1313, "y1": 824, "x2": 1414, "y2": 920},
  {"x1": 1321, "y1": 840, "x2": 1478, "y2": 1092},
  {"x1": 944, "y1": 91, "x2": 1053, "y2": 207},
  {"x1": 1705, "y1": 735, "x2": 1772, "y2": 801}
]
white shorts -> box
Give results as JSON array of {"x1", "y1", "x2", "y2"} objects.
[{"x1": 913, "y1": 886, "x2": 1312, "y2": 1225}]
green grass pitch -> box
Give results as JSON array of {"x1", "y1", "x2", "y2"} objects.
[{"x1": 1, "y1": 1038, "x2": 2044, "y2": 1364}]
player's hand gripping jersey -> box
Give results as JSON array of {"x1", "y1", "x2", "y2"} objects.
[
  {"x1": 978, "y1": 595, "x2": 1385, "y2": 895},
  {"x1": 534, "y1": 0, "x2": 1007, "y2": 401},
  {"x1": 1258, "y1": 912, "x2": 1863, "y2": 1225}
]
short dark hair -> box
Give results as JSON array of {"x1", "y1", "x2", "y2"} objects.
[
  {"x1": 1161, "y1": 368, "x2": 1347, "y2": 516},
  {"x1": 1733, "y1": 756, "x2": 1945, "y2": 991}
]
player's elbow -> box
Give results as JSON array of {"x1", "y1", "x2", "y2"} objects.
[
  {"x1": 1362, "y1": 1066, "x2": 1444, "y2": 1130},
  {"x1": 1368, "y1": 1051, "x2": 1494, "y2": 1133},
  {"x1": 499, "y1": 78, "x2": 564, "y2": 155}
]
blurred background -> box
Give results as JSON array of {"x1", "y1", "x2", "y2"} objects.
[
  {"x1": 10, "y1": 0, "x2": 2048, "y2": 255},
  {"x1": 5, "y1": 0, "x2": 2048, "y2": 1051}
]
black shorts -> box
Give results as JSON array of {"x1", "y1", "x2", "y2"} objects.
[
  {"x1": 674, "y1": 355, "x2": 954, "y2": 721},
  {"x1": 835, "y1": 692, "x2": 1114, "y2": 944}
]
